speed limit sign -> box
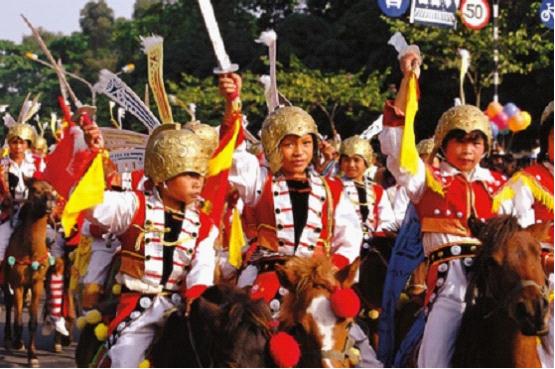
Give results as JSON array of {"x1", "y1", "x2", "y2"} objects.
[{"x1": 461, "y1": 0, "x2": 491, "y2": 30}]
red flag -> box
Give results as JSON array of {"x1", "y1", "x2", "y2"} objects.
[
  {"x1": 42, "y1": 97, "x2": 95, "y2": 199},
  {"x1": 201, "y1": 113, "x2": 243, "y2": 225}
]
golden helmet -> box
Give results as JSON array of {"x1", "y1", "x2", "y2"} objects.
[
  {"x1": 7, "y1": 123, "x2": 37, "y2": 147},
  {"x1": 416, "y1": 137, "x2": 435, "y2": 156},
  {"x1": 434, "y1": 105, "x2": 492, "y2": 152},
  {"x1": 340, "y1": 135, "x2": 373, "y2": 166},
  {"x1": 34, "y1": 136, "x2": 48, "y2": 154},
  {"x1": 144, "y1": 123, "x2": 210, "y2": 184},
  {"x1": 184, "y1": 121, "x2": 219, "y2": 156},
  {"x1": 260, "y1": 106, "x2": 319, "y2": 173}
]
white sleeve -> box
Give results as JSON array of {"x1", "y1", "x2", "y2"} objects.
[
  {"x1": 86, "y1": 191, "x2": 138, "y2": 235},
  {"x1": 376, "y1": 190, "x2": 397, "y2": 232},
  {"x1": 498, "y1": 178, "x2": 535, "y2": 228},
  {"x1": 186, "y1": 225, "x2": 218, "y2": 288},
  {"x1": 229, "y1": 144, "x2": 268, "y2": 207},
  {"x1": 331, "y1": 192, "x2": 363, "y2": 263},
  {"x1": 393, "y1": 186, "x2": 410, "y2": 230},
  {"x1": 379, "y1": 126, "x2": 426, "y2": 203}
]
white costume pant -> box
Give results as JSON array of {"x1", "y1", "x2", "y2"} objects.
[
  {"x1": 418, "y1": 259, "x2": 468, "y2": 368},
  {"x1": 108, "y1": 295, "x2": 176, "y2": 367},
  {"x1": 83, "y1": 237, "x2": 120, "y2": 285},
  {"x1": 0, "y1": 220, "x2": 14, "y2": 262}
]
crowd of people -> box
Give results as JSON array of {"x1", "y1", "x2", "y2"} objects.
[{"x1": 0, "y1": 44, "x2": 552, "y2": 368}]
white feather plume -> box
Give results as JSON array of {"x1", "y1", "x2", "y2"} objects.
[
  {"x1": 3, "y1": 113, "x2": 17, "y2": 128},
  {"x1": 140, "y1": 35, "x2": 164, "y2": 54},
  {"x1": 255, "y1": 30, "x2": 277, "y2": 47}
]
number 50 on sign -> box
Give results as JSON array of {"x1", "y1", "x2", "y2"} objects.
[{"x1": 461, "y1": 0, "x2": 491, "y2": 30}]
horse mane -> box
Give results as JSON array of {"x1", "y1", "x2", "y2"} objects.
[
  {"x1": 279, "y1": 256, "x2": 336, "y2": 329},
  {"x1": 467, "y1": 215, "x2": 522, "y2": 303}
]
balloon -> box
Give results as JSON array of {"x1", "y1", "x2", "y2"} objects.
[
  {"x1": 509, "y1": 111, "x2": 532, "y2": 132},
  {"x1": 503, "y1": 102, "x2": 519, "y2": 118},
  {"x1": 492, "y1": 111, "x2": 509, "y2": 130},
  {"x1": 490, "y1": 122, "x2": 499, "y2": 138},
  {"x1": 486, "y1": 101, "x2": 503, "y2": 119}
]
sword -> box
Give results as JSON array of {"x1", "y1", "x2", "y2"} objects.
[{"x1": 197, "y1": 0, "x2": 239, "y2": 74}]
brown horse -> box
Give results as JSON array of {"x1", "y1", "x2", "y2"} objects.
[
  {"x1": 148, "y1": 283, "x2": 274, "y2": 367},
  {"x1": 276, "y1": 255, "x2": 361, "y2": 367},
  {"x1": 3, "y1": 179, "x2": 58, "y2": 367},
  {"x1": 452, "y1": 216, "x2": 551, "y2": 367}
]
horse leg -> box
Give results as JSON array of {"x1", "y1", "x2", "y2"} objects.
[
  {"x1": 28, "y1": 279, "x2": 44, "y2": 367},
  {"x1": 3, "y1": 283, "x2": 13, "y2": 349},
  {"x1": 12, "y1": 286, "x2": 25, "y2": 351}
]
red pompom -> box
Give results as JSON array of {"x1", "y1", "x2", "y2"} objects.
[
  {"x1": 330, "y1": 288, "x2": 361, "y2": 318},
  {"x1": 269, "y1": 332, "x2": 301, "y2": 368}
]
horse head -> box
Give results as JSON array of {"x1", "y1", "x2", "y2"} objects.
[
  {"x1": 469, "y1": 215, "x2": 550, "y2": 336},
  {"x1": 276, "y1": 256, "x2": 361, "y2": 367},
  {"x1": 19, "y1": 179, "x2": 58, "y2": 222},
  {"x1": 189, "y1": 284, "x2": 273, "y2": 367}
]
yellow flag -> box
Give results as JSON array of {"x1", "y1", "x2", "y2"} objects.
[
  {"x1": 207, "y1": 115, "x2": 241, "y2": 177},
  {"x1": 399, "y1": 73, "x2": 419, "y2": 175},
  {"x1": 61, "y1": 153, "x2": 105, "y2": 236},
  {"x1": 228, "y1": 206, "x2": 245, "y2": 269}
]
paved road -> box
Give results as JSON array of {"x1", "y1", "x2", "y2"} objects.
[{"x1": 0, "y1": 304, "x2": 78, "y2": 368}]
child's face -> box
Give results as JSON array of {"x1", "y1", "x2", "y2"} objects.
[
  {"x1": 278, "y1": 134, "x2": 313, "y2": 178},
  {"x1": 340, "y1": 155, "x2": 367, "y2": 182},
  {"x1": 443, "y1": 132, "x2": 486, "y2": 173},
  {"x1": 8, "y1": 137, "x2": 29, "y2": 158},
  {"x1": 163, "y1": 172, "x2": 204, "y2": 205}
]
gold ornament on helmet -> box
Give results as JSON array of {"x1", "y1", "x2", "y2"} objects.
[
  {"x1": 7, "y1": 123, "x2": 37, "y2": 147},
  {"x1": 144, "y1": 123, "x2": 210, "y2": 184},
  {"x1": 416, "y1": 137, "x2": 435, "y2": 156},
  {"x1": 184, "y1": 121, "x2": 219, "y2": 156},
  {"x1": 340, "y1": 135, "x2": 373, "y2": 166},
  {"x1": 34, "y1": 136, "x2": 48, "y2": 154},
  {"x1": 434, "y1": 105, "x2": 492, "y2": 152},
  {"x1": 260, "y1": 106, "x2": 319, "y2": 173}
]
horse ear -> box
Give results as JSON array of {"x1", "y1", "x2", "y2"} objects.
[
  {"x1": 275, "y1": 264, "x2": 296, "y2": 291},
  {"x1": 525, "y1": 221, "x2": 553, "y2": 243},
  {"x1": 335, "y1": 257, "x2": 360, "y2": 288}
]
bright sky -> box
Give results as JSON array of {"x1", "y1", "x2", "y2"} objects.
[{"x1": 0, "y1": 0, "x2": 135, "y2": 43}]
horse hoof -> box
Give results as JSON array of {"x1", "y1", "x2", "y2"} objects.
[
  {"x1": 54, "y1": 343, "x2": 62, "y2": 353},
  {"x1": 29, "y1": 357, "x2": 39, "y2": 368}
]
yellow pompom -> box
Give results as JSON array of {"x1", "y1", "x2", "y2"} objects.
[
  {"x1": 85, "y1": 309, "x2": 102, "y2": 325},
  {"x1": 399, "y1": 292, "x2": 410, "y2": 304},
  {"x1": 112, "y1": 283, "x2": 122, "y2": 296},
  {"x1": 368, "y1": 309, "x2": 380, "y2": 320},
  {"x1": 94, "y1": 323, "x2": 109, "y2": 341},
  {"x1": 76, "y1": 316, "x2": 87, "y2": 330},
  {"x1": 138, "y1": 359, "x2": 151, "y2": 368},
  {"x1": 348, "y1": 347, "x2": 361, "y2": 366}
]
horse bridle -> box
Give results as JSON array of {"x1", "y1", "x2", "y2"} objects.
[
  {"x1": 321, "y1": 334, "x2": 358, "y2": 365},
  {"x1": 482, "y1": 277, "x2": 549, "y2": 320}
]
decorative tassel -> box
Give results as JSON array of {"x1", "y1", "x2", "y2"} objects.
[
  {"x1": 76, "y1": 316, "x2": 87, "y2": 330},
  {"x1": 492, "y1": 172, "x2": 553, "y2": 213},
  {"x1": 330, "y1": 288, "x2": 361, "y2": 318},
  {"x1": 138, "y1": 359, "x2": 151, "y2": 368},
  {"x1": 425, "y1": 166, "x2": 445, "y2": 197}
]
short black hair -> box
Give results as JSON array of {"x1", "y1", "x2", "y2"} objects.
[{"x1": 441, "y1": 129, "x2": 489, "y2": 153}]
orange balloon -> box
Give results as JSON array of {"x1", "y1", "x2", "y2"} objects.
[
  {"x1": 508, "y1": 111, "x2": 532, "y2": 132},
  {"x1": 486, "y1": 101, "x2": 503, "y2": 119}
]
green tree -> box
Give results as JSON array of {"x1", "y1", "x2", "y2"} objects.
[{"x1": 384, "y1": 1, "x2": 553, "y2": 108}]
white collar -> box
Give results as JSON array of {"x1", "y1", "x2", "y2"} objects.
[{"x1": 439, "y1": 161, "x2": 494, "y2": 182}]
